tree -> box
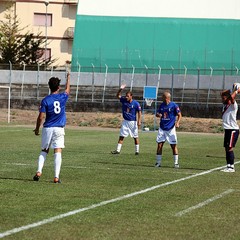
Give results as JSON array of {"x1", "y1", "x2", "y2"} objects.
[{"x1": 0, "y1": 6, "x2": 55, "y2": 68}]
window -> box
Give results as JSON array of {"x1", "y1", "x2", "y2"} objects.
[
  {"x1": 34, "y1": 13, "x2": 52, "y2": 26},
  {"x1": 37, "y1": 48, "x2": 51, "y2": 62}
]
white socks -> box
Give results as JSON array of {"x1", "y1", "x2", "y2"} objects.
[
  {"x1": 116, "y1": 143, "x2": 122, "y2": 152},
  {"x1": 37, "y1": 151, "x2": 47, "y2": 173},
  {"x1": 116, "y1": 144, "x2": 140, "y2": 153},
  {"x1": 173, "y1": 155, "x2": 179, "y2": 165},
  {"x1": 156, "y1": 155, "x2": 179, "y2": 165},
  {"x1": 135, "y1": 144, "x2": 139, "y2": 153},
  {"x1": 156, "y1": 155, "x2": 162, "y2": 165},
  {"x1": 54, "y1": 152, "x2": 62, "y2": 179}
]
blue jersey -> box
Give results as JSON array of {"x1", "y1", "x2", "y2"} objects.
[
  {"x1": 40, "y1": 92, "x2": 69, "y2": 127},
  {"x1": 120, "y1": 97, "x2": 141, "y2": 121},
  {"x1": 158, "y1": 101, "x2": 180, "y2": 131}
]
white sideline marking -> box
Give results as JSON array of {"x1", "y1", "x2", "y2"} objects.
[
  {"x1": 0, "y1": 161, "x2": 239, "y2": 239},
  {"x1": 175, "y1": 189, "x2": 235, "y2": 217},
  {"x1": 2, "y1": 163, "x2": 194, "y2": 175},
  {"x1": 0, "y1": 129, "x2": 30, "y2": 132},
  {"x1": 3, "y1": 163, "x2": 31, "y2": 166}
]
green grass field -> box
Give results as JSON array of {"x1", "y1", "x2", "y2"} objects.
[{"x1": 0, "y1": 126, "x2": 240, "y2": 240}]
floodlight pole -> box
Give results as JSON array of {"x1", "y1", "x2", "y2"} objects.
[{"x1": 44, "y1": 0, "x2": 49, "y2": 70}]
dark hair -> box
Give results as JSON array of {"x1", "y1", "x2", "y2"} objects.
[
  {"x1": 126, "y1": 91, "x2": 133, "y2": 96},
  {"x1": 220, "y1": 89, "x2": 231, "y2": 98},
  {"x1": 48, "y1": 77, "x2": 61, "y2": 92}
]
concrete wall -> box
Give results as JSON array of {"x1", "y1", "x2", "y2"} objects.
[{"x1": 0, "y1": 70, "x2": 239, "y2": 90}]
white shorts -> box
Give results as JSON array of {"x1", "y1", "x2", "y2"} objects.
[
  {"x1": 41, "y1": 127, "x2": 65, "y2": 149},
  {"x1": 120, "y1": 120, "x2": 138, "y2": 138},
  {"x1": 156, "y1": 126, "x2": 178, "y2": 144}
]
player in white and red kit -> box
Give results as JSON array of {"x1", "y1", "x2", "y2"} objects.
[
  {"x1": 155, "y1": 91, "x2": 182, "y2": 168},
  {"x1": 220, "y1": 87, "x2": 240, "y2": 172},
  {"x1": 111, "y1": 84, "x2": 142, "y2": 155},
  {"x1": 33, "y1": 73, "x2": 70, "y2": 183}
]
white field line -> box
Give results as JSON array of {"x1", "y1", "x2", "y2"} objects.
[
  {"x1": 2, "y1": 163, "x2": 195, "y2": 175},
  {"x1": 0, "y1": 161, "x2": 239, "y2": 239},
  {"x1": 175, "y1": 189, "x2": 235, "y2": 217},
  {"x1": 2, "y1": 163, "x2": 197, "y2": 175},
  {"x1": 3, "y1": 163, "x2": 32, "y2": 166},
  {"x1": 0, "y1": 129, "x2": 31, "y2": 132},
  {"x1": 64, "y1": 165, "x2": 195, "y2": 174}
]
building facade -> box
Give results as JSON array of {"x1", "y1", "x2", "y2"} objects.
[{"x1": 0, "y1": 0, "x2": 77, "y2": 67}]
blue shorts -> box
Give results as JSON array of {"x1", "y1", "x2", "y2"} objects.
[{"x1": 224, "y1": 129, "x2": 239, "y2": 148}]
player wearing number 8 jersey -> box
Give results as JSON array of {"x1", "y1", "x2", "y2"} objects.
[{"x1": 33, "y1": 73, "x2": 70, "y2": 183}]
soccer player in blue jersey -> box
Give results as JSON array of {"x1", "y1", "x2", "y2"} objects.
[
  {"x1": 155, "y1": 91, "x2": 182, "y2": 168},
  {"x1": 220, "y1": 87, "x2": 240, "y2": 172},
  {"x1": 33, "y1": 72, "x2": 70, "y2": 183},
  {"x1": 111, "y1": 84, "x2": 142, "y2": 155}
]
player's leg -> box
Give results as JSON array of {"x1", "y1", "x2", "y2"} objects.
[
  {"x1": 53, "y1": 148, "x2": 62, "y2": 183},
  {"x1": 129, "y1": 121, "x2": 139, "y2": 155},
  {"x1": 33, "y1": 128, "x2": 52, "y2": 181},
  {"x1": 167, "y1": 127, "x2": 179, "y2": 168},
  {"x1": 111, "y1": 136, "x2": 124, "y2": 154},
  {"x1": 112, "y1": 120, "x2": 128, "y2": 154},
  {"x1": 52, "y1": 127, "x2": 65, "y2": 183},
  {"x1": 170, "y1": 144, "x2": 179, "y2": 168},
  {"x1": 134, "y1": 137, "x2": 139, "y2": 155},
  {"x1": 222, "y1": 129, "x2": 239, "y2": 172},
  {"x1": 155, "y1": 142, "x2": 164, "y2": 167},
  {"x1": 155, "y1": 127, "x2": 166, "y2": 167}
]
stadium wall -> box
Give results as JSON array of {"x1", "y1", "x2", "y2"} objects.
[{"x1": 71, "y1": 0, "x2": 240, "y2": 71}]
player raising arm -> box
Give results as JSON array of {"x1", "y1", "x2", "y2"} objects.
[
  {"x1": 111, "y1": 84, "x2": 142, "y2": 155},
  {"x1": 33, "y1": 72, "x2": 70, "y2": 183},
  {"x1": 220, "y1": 85, "x2": 240, "y2": 172}
]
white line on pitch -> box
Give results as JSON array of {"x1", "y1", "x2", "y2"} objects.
[
  {"x1": 0, "y1": 161, "x2": 239, "y2": 239},
  {"x1": 175, "y1": 189, "x2": 235, "y2": 217},
  {"x1": 3, "y1": 163, "x2": 32, "y2": 166},
  {"x1": 0, "y1": 129, "x2": 31, "y2": 132}
]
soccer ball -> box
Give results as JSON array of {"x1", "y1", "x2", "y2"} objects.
[{"x1": 232, "y1": 83, "x2": 240, "y2": 92}]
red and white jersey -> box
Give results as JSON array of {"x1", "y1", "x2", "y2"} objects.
[{"x1": 222, "y1": 101, "x2": 239, "y2": 130}]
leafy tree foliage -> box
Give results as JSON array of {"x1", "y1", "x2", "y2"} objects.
[{"x1": 0, "y1": 6, "x2": 55, "y2": 68}]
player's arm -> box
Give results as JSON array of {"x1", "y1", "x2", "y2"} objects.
[
  {"x1": 65, "y1": 72, "x2": 70, "y2": 95},
  {"x1": 116, "y1": 84, "x2": 126, "y2": 99},
  {"x1": 137, "y1": 110, "x2": 142, "y2": 128},
  {"x1": 33, "y1": 112, "x2": 45, "y2": 135},
  {"x1": 175, "y1": 112, "x2": 182, "y2": 128},
  {"x1": 230, "y1": 88, "x2": 240, "y2": 103}
]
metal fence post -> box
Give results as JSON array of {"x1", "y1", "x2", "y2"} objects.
[
  {"x1": 171, "y1": 66, "x2": 174, "y2": 98},
  {"x1": 207, "y1": 67, "x2": 213, "y2": 108},
  {"x1": 130, "y1": 65, "x2": 135, "y2": 91},
  {"x1": 91, "y1": 63, "x2": 95, "y2": 102},
  {"x1": 118, "y1": 64, "x2": 122, "y2": 88},
  {"x1": 102, "y1": 64, "x2": 108, "y2": 103},
  {"x1": 145, "y1": 64, "x2": 148, "y2": 86},
  {"x1": 181, "y1": 65, "x2": 187, "y2": 105},
  {"x1": 222, "y1": 68, "x2": 226, "y2": 90},
  {"x1": 21, "y1": 63, "x2": 26, "y2": 100},
  {"x1": 9, "y1": 61, "x2": 12, "y2": 88},
  {"x1": 157, "y1": 65, "x2": 161, "y2": 97},
  {"x1": 196, "y1": 67, "x2": 200, "y2": 106},
  {"x1": 36, "y1": 63, "x2": 40, "y2": 100},
  {"x1": 75, "y1": 63, "x2": 81, "y2": 102}
]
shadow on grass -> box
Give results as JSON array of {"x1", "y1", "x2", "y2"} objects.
[
  {"x1": 94, "y1": 161, "x2": 209, "y2": 171},
  {"x1": 0, "y1": 177, "x2": 51, "y2": 183}
]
